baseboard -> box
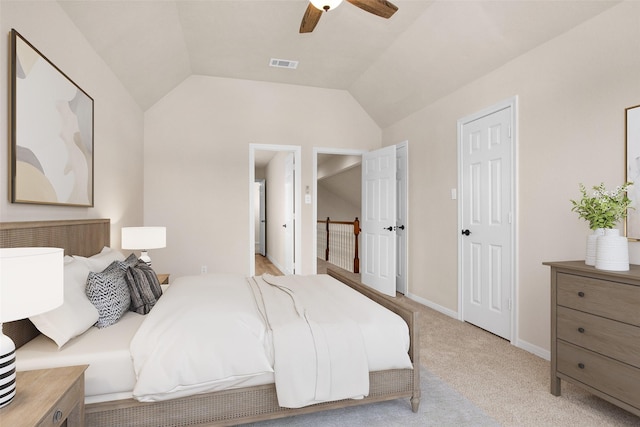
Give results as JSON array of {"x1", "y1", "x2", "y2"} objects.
[
  {"x1": 406, "y1": 293, "x2": 459, "y2": 319},
  {"x1": 266, "y1": 254, "x2": 287, "y2": 275},
  {"x1": 515, "y1": 339, "x2": 550, "y2": 361},
  {"x1": 406, "y1": 292, "x2": 551, "y2": 361}
]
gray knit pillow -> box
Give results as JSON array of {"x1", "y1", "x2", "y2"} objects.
[
  {"x1": 86, "y1": 261, "x2": 131, "y2": 328},
  {"x1": 125, "y1": 262, "x2": 163, "y2": 314}
]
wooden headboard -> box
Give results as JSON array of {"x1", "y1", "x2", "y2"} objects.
[{"x1": 0, "y1": 219, "x2": 111, "y2": 348}]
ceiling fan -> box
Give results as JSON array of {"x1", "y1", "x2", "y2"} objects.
[{"x1": 300, "y1": 0, "x2": 398, "y2": 33}]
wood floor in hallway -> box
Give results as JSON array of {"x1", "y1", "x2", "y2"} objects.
[{"x1": 254, "y1": 254, "x2": 283, "y2": 276}]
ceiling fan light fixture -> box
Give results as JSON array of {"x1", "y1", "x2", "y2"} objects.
[{"x1": 310, "y1": 0, "x2": 343, "y2": 12}]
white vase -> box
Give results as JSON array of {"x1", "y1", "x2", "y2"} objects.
[
  {"x1": 595, "y1": 228, "x2": 629, "y2": 271},
  {"x1": 585, "y1": 228, "x2": 604, "y2": 266}
]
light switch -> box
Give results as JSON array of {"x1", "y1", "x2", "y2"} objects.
[{"x1": 451, "y1": 189, "x2": 457, "y2": 200}]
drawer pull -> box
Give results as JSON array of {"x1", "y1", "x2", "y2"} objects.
[
  {"x1": 578, "y1": 363, "x2": 585, "y2": 369},
  {"x1": 577, "y1": 291, "x2": 585, "y2": 297},
  {"x1": 53, "y1": 409, "x2": 63, "y2": 423},
  {"x1": 578, "y1": 327, "x2": 585, "y2": 333}
]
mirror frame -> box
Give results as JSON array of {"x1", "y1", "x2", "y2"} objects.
[{"x1": 625, "y1": 104, "x2": 640, "y2": 240}]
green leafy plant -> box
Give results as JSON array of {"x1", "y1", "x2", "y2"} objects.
[{"x1": 570, "y1": 182, "x2": 634, "y2": 230}]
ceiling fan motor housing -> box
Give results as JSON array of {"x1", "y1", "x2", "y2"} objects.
[{"x1": 310, "y1": 0, "x2": 343, "y2": 12}]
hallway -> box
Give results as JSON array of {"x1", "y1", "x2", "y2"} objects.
[{"x1": 254, "y1": 254, "x2": 283, "y2": 276}]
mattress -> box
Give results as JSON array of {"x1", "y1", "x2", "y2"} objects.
[{"x1": 16, "y1": 311, "x2": 143, "y2": 404}]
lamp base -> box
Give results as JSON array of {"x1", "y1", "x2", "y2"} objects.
[
  {"x1": 0, "y1": 330, "x2": 16, "y2": 408},
  {"x1": 139, "y1": 251, "x2": 152, "y2": 266}
]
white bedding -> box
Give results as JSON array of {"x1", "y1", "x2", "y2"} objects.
[
  {"x1": 130, "y1": 274, "x2": 275, "y2": 402},
  {"x1": 17, "y1": 311, "x2": 144, "y2": 403},
  {"x1": 250, "y1": 274, "x2": 370, "y2": 408},
  {"x1": 131, "y1": 273, "x2": 412, "y2": 406},
  {"x1": 18, "y1": 273, "x2": 412, "y2": 408}
]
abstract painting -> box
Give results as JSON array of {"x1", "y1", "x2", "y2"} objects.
[
  {"x1": 626, "y1": 104, "x2": 640, "y2": 239},
  {"x1": 10, "y1": 29, "x2": 94, "y2": 207}
]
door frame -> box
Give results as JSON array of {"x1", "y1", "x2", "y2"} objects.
[
  {"x1": 249, "y1": 144, "x2": 302, "y2": 276},
  {"x1": 312, "y1": 147, "x2": 368, "y2": 274},
  {"x1": 456, "y1": 96, "x2": 518, "y2": 344}
]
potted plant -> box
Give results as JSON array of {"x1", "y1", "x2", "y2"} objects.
[{"x1": 570, "y1": 182, "x2": 633, "y2": 270}]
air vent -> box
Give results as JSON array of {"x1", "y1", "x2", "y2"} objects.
[{"x1": 269, "y1": 58, "x2": 298, "y2": 69}]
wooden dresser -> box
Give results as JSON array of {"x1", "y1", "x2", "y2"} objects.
[{"x1": 545, "y1": 261, "x2": 640, "y2": 417}]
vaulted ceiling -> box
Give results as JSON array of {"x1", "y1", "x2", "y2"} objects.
[{"x1": 58, "y1": 0, "x2": 620, "y2": 127}]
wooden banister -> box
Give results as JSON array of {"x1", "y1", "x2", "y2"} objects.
[{"x1": 317, "y1": 217, "x2": 360, "y2": 273}]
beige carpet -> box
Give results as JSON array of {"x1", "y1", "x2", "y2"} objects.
[
  {"x1": 402, "y1": 297, "x2": 640, "y2": 426},
  {"x1": 316, "y1": 260, "x2": 639, "y2": 426}
]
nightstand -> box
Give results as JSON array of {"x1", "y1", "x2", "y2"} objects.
[
  {"x1": 157, "y1": 273, "x2": 170, "y2": 284},
  {"x1": 0, "y1": 365, "x2": 87, "y2": 426}
]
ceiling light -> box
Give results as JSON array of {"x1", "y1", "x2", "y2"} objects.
[{"x1": 310, "y1": 0, "x2": 343, "y2": 12}]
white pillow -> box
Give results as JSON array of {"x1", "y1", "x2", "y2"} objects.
[
  {"x1": 29, "y1": 258, "x2": 99, "y2": 348},
  {"x1": 73, "y1": 246, "x2": 125, "y2": 272}
]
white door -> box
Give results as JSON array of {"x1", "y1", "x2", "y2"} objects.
[
  {"x1": 257, "y1": 179, "x2": 266, "y2": 257},
  {"x1": 396, "y1": 143, "x2": 408, "y2": 294},
  {"x1": 459, "y1": 103, "x2": 514, "y2": 340},
  {"x1": 361, "y1": 145, "x2": 396, "y2": 296},
  {"x1": 284, "y1": 153, "x2": 295, "y2": 274}
]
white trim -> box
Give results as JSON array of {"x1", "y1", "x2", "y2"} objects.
[
  {"x1": 312, "y1": 147, "x2": 368, "y2": 274},
  {"x1": 406, "y1": 293, "x2": 458, "y2": 319},
  {"x1": 456, "y1": 96, "x2": 519, "y2": 344},
  {"x1": 249, "y1": 143, "x2": 302, "y2": 276},
  {"x1": 516, "y1": 339, "x2": 550, "y2": 361}
]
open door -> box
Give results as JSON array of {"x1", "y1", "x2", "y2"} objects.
[
  {"x1": 283, "y1": 153, "x2": 295, "y2": 274},
  {"x1": 257, "y1": 179, "x2": 266, "y2": 257},
  {"x1": 361, "y1": 145, "x2": 397, "y2": 296}
]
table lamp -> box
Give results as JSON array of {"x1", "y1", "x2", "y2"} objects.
[
  {"x1": 0, "y1": 247, "x2": 64, "y2": 408},
  {"x1": 121, "y1": 227, "x2": 166, "y2": 266}
]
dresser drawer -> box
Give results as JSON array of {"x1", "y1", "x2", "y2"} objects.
[
  {"x1": 557, "y1": 273, "x2": 640, "y2": 326},
  {"x1": 557, "y1": 340, "x2": 640, "y2": 409},
  {"x1": 557, "y1": 306, "x2": 640, "y2": 367}
]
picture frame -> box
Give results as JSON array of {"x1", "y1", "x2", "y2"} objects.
[
  {"x1": 625, "y1": 104, "x2": 640, "y2": 240},
  {"x1": 10, "y1": 29, "x2": 94, "y2": 207}
]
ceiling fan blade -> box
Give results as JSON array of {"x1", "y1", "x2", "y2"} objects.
[
  {"x1": 300, "y1": 3, "x2": 323, "y2": 33},
  {"x1": 347, "y1": 0, "x2": 398, "y2": 19}
]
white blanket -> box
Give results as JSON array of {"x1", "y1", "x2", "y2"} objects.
[
  {"x1": 130, "y1": 274, "x2": 274, "y2": 402},
  {"x1": 249, "y1": 274, "x2": 370, "y2": 408},
  {"x1": 130, "y1": 273, "x2": 412, "y2": 405}
]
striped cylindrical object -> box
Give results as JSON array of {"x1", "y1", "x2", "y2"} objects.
[{"x1": 0, "y1": 333, "x2": 16, "y2": 408}]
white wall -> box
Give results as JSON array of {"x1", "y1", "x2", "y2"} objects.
[
  {"x1": 144, "y1": 75, "x2": 380, "y2": 278},
  {"x1": 382, "y1": 1, "x2": 640, "y2": 354},
  {"x1": 0, "y1": 1, "x2": 144, "y2": 245},
  {"x1": 318, "y1": 180, "x2": 361, "y2": 221}
]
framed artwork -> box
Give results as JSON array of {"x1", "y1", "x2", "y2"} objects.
[
  {"x1": 625, "y1": 104, "x2": 640, "y2": 240},
  {"x1": 10, "y1": 29, "x2": 94, "y2": 207}
]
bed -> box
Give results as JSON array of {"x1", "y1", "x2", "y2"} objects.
[{"x1": 1, "y1": 219, "x2": 420, "y2": 426}]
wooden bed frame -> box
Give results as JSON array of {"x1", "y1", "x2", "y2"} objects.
[{"x1": 1, "y1": 219, "x2": 420, "y2": 426}]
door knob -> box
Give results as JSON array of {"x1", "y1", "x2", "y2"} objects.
[
  {"x1": 461, "y1": 229, "x2": 471, "y2": 236},
  {"x1": 396, "y1": 225, "x2": 405, "y2": 230},
  {"x1": 282, "y1": 224, "x2": 287, "y2": 228},
  {"x1": 383, "y1": 226, "x2": 393, "y2": 231}
]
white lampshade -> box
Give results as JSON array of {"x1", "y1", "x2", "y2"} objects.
[
  {"x1": 121, "y1": 227, "x2": 166, "y2": 250},
  {"x1": 0, "y1": 247, "x2": 64, "y2": 322},
  {"x1": 310, "y1": 0, "x2": 343, "y2": 11},
  {"x1": 121, "y1": 227, "x2": 166, "y2": 265},
  {"x1": 0, "y1": 247, "x2": 64, "y2": 408}
]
